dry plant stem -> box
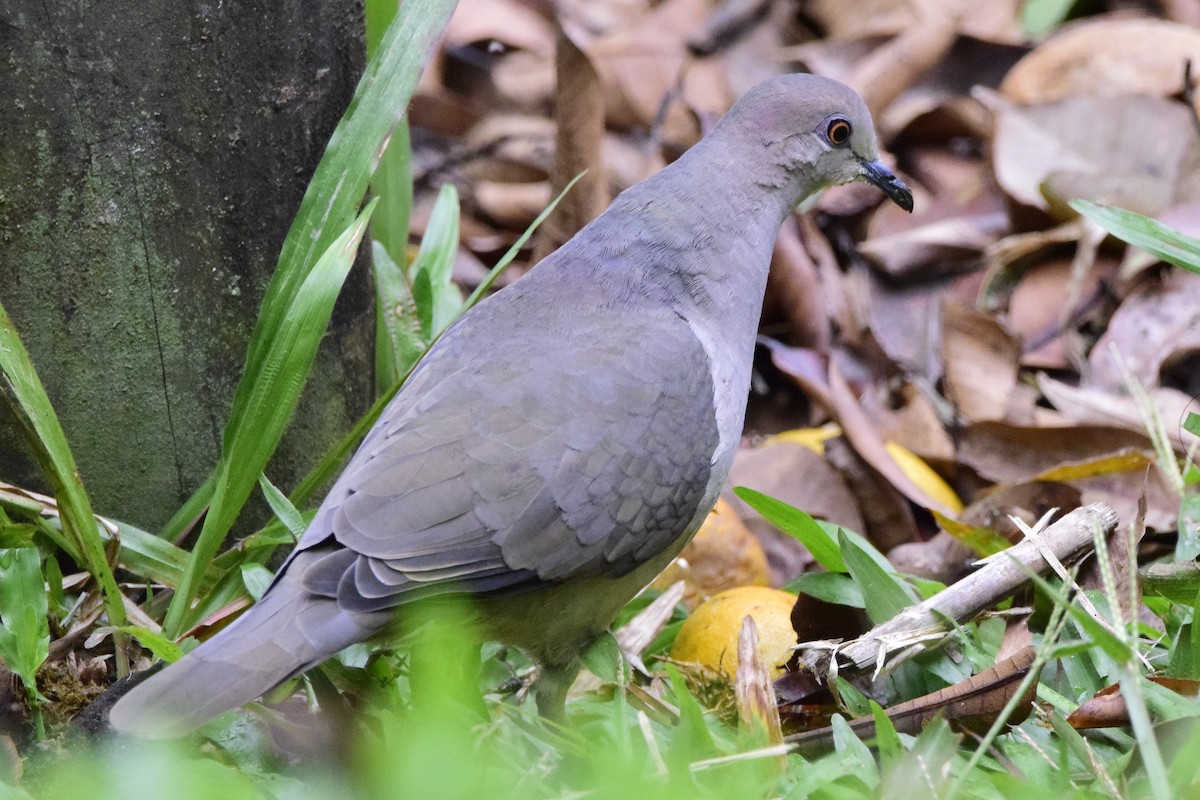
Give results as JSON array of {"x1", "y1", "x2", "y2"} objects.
[
  {"x1": 793, "y1": 503, "x2": 1119, "y2": 679},
  {"x1": 735, "y1": 616, "x2": 783, "y2": 745}
]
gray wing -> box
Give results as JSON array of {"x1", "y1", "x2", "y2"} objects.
[{"x1": 292, "y1": 280, "x2": 720, "y2": 614}]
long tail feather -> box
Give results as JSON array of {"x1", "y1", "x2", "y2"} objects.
[{"x1": 109, "y1": 575, "x2": 378, "y2": 738}]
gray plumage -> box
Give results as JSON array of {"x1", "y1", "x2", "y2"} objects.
[{"x1": 109, "y1": 73, "x2": 912, "y2": 737}]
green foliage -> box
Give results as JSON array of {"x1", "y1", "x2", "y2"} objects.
[
  {"x1": 1020, "y1": 0, "x2": 1083, "y2": 38},
  {"x1": 156, "y1": 0, "x2": 460, "y2": 605},
  {"x1": 0, "y1": 302, "x2": 128, "y2": 657},
  {"x1": 162, "y1": 203, "x2": 377, "y2": 638},
  {"x1": 0, "y1": 548, "x2": 49, "y2": 738},
  {"x1": 838, "y1": 529, "x2": 917, "y2": 624},
  {"x1": 373, "y1": 184, "x2": 463, "y2": 391},
  {"x1": 1072, "y1": 199, "x2": 1200, "y2": 276}
]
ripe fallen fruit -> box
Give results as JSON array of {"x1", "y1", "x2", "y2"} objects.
[{"x1": 671, "y1": 586, "x2": 797, "y2": 679}]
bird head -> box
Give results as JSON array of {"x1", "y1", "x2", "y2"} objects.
[{"x1": 719, "y1": 74, "x2": 914, "y2": 213}]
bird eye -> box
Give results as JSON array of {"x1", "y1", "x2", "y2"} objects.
[{"x1": 825, "y1": 117, "x2": 852, "y2": 146}]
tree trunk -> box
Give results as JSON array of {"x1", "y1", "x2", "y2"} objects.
[{"x1": 0, "y1": 0, "x2": 373, "y2": 531}]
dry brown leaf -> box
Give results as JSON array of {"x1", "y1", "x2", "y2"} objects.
[
  {"x1": 1038, "y1": 375, "x2": 1200, "y2": 453},
  {"x1": 802, "y1": 0, "x2": 1013, "y2": 42},
  {"x1": 823, "y1": 436, "x2": 920, "y2": 552},
  {"x1": 786, "y1": 647, "x2": 1038, "y2": 753},
  {"x1": 959, "y1": 422, "x2": 1155, "y2": 484},
  {"x1": 571, "y1": 0, "x2": 712, "y2": 132},
  {"x1": 941, "y1": 302, "x2": 1021, "y2": 423},
  {"x1": 980, "y1": 89, "x2": 1200, "y2": 216},
  {"x1": 830, "y1": 359, "x2": 958, "y2": 514},
  {"x1": 462, "y1": 114, "x2": 555, "y2": 180},
  {"x1": 1000, "y1": 17, "x2": 1200, "y2": 112},
  {"x1": 847, "y1": 1, "x2": 960, "y2": 122},
  {"x1": 1005, "y1": 252, "x2": 1118, "y2": 371},
  {"x1": 489, "y1": 49, "x2": 557, "y2": 110},
  {"x1": 958, "y1": 422, "x2": 1177, "y2": 529},
  {"x1": 1088, "y1": 269, "x2": 1200, "y2": 394},
  {"x1": 763, "y1": 219, "x2": 832, "y2": 350},
  {"x1": 759, "y1": 338, "x2": 835, "y2": 416},
  {"x1": 863, "y1": 148, "x2": 1009, "y2": 279},
  {"x1": 473, "y1": 180, "x2": 552, "y2": 229},
  {"x1": 863, "y1": 268, "x2": 948, "y2": 378},
  {"x1": 860, "y1": 214, "x2": 1007, "y2": 279},
  {"x1": 736, "y1": 616, "x2": 785, "y2": 744},
  {"x1": 1068, "y1": 677, "x2": 1200, "y2": 730},
  {"x1": 860, "y1": 379, "x2": 956, "y2": 463}
]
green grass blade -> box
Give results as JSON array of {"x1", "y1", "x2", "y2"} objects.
[
  {"x1": 163, "y1": 204, "x2": 377, "y2": 637},
  {"x1": 235, "y1": 0, "x2": 456, "y2": 398},
  {"x1": 733, "y1": 487, "x2": 845, "y2": 572},
  {"x1": 0, "y1": 301, "x2": 129, "y2": 657},
  {"x1": 1072, "y1": 199, "x2": 1200, "y2": 275},
  {"x1": 838, "y1": 530, "x2": 915, "y2": 624},
  {"x1": 0, "y1": 547, "x2": 50, "y2": 736},
  {"x1": 0, "y1": 548, "x2": 49, "y2": 689},
  {"x1": 409, "y1": 183, "x2": 463, "y2": 338},
  {"x1": 372, "y1": 241, "x2": 425, "y2": 396},
  {"x1": 257, "y1": 473, "x2": 306, "y2": 540}
]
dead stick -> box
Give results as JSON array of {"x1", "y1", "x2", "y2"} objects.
[{"x1": 794, "y1": 503, "x2": 1119, "y2": 680}]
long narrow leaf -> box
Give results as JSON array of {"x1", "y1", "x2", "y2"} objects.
[
  {"x1": 0, "y1": 302, "x2": 128, "y2": 661},
  {"x1": 162, "y1": 0, "x2": 459, "y2": 544},
  {"x1": 235, "y1": 1, "x2": 456, "y2": 403},
  {"x1": 373, "y1": 242, "x2": 425, "y2": 395},
  {"x1": 0, "y1": 548, "x2": 49, "y2": 692},
  {"x1": 464, "y1": 172, "x2": 586, "y2": 309},
  {"x1": 838, "y1": 530, "x2": 915, "y2": 624},
  {"x1": 408, "y1": 183, "x2": 463, "y2": 338},
  {"x1": 163, "y1": 204, "x2": 376, "y2": 637},
  {"x1": 1073, "y1": 199, "x2": 1200, "y2": 275},
  {"x1": 734, "y1": 487, "x2": 844, "y2": 572}
]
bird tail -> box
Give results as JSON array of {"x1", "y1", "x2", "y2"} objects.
[{"x1": 108, "y1": 574, "x2": 379, "y2": 738}]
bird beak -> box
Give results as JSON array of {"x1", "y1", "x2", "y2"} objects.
[{"x1": 858, "y1": 158, "x2": 914, "y2": 213}]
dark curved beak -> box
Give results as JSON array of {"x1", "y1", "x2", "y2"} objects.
[{"x1": 859, "y1": 158, "x2": 914, "y2": 213}]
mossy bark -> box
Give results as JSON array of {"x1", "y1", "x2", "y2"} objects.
[{"x1": 0, "y1": 0, "x2": 373, "y2": 531}]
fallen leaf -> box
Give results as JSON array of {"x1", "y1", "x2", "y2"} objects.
[
  {"x1": 1088, "y1": 269, "x2": 1200, "y2": 396},
  {"x1": 941, "y1": 302, "x2": 1021, "y2": 423},
  {"x1": 1000, "y1": 17, "x2": 1200, "y2": 113},
  {"x1": 980, "y1": 89, "x2": 1200, "y2": 216},
  {"x1": 785, "y1": 647, "x2": 1038, "y2": 752},
  {"x1": 736, "y1": 616, "x2": 785, "y2": 744},
  {"x1": 1068, "y1": 677, "x2": 1200, "y2": 730}
]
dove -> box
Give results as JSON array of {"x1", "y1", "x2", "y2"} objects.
[{"x1": 110, "y1": 73, "x2": 912, "y2": 737}]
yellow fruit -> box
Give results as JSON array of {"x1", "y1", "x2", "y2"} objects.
[{"x1": 671, "y1": 586, "x2": 797, "y2": 679}]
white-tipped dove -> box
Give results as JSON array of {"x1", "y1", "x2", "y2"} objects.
[{"x1": 109, "y1": 73, "x2": 912, "y2": 736}]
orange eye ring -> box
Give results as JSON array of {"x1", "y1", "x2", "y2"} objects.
[{"x1": 826, "y1": 118, "x2": 852, "y2": 146}]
